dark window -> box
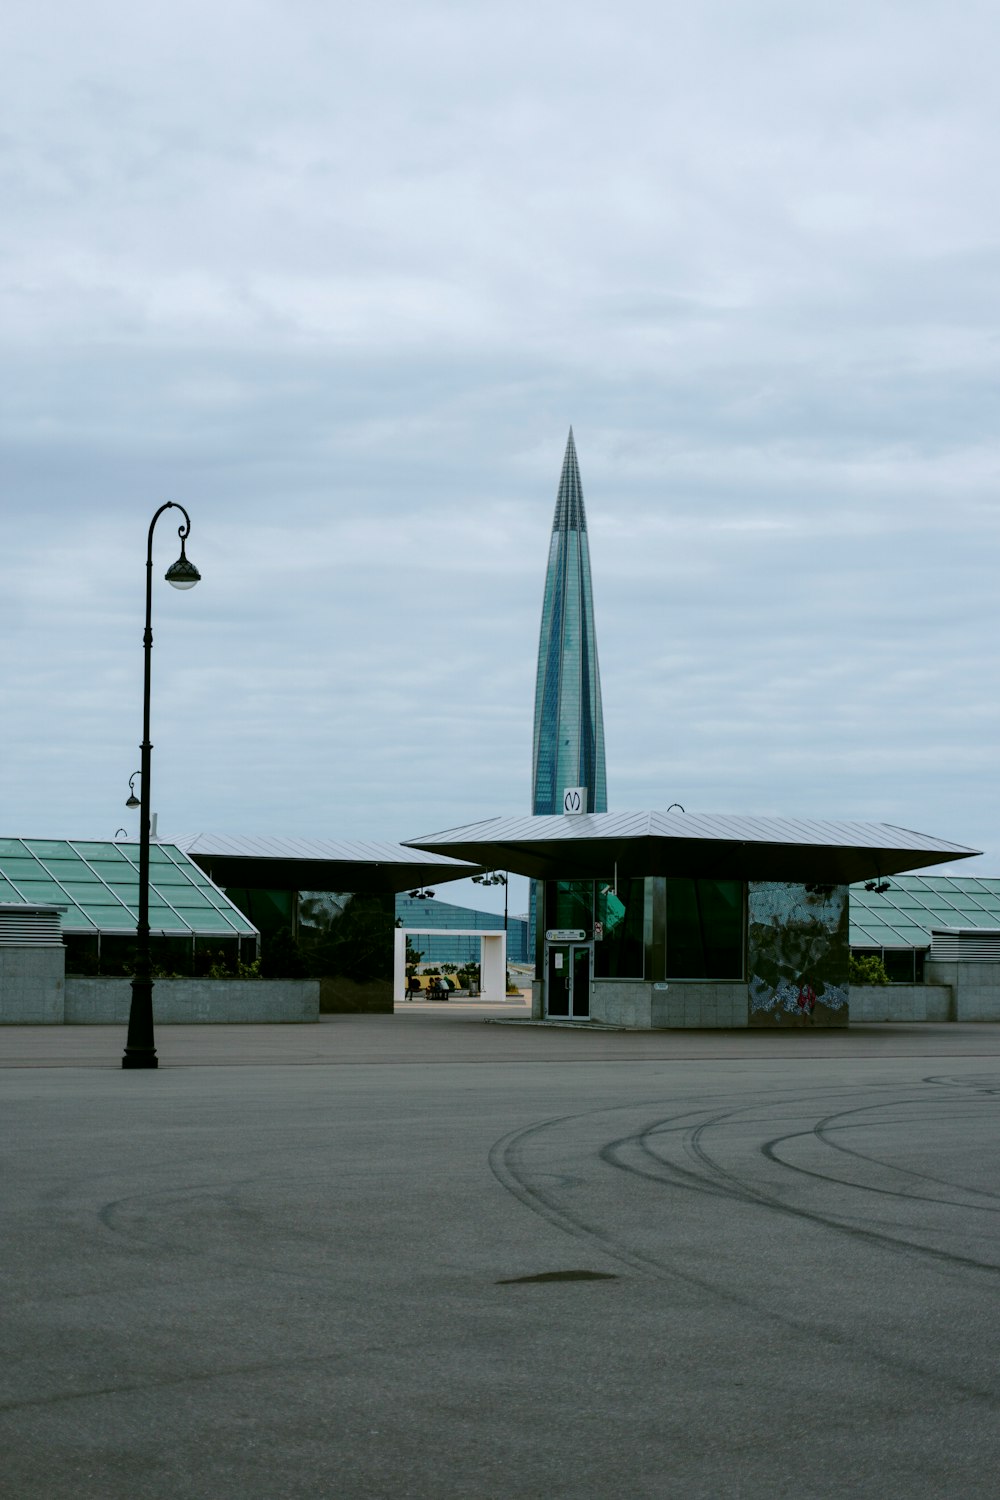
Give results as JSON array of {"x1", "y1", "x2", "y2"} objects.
[
  {"x1": 883, "y1": 949, "x2": 918, "y2": 983},
  {"x1": 545, "y1": 880, "x2": 594, "y2": 936},
  {"x1": 665, "y1": 879, "x2": 744, "y2": 979},
  {"x1": 594, "y1": 878, "x2": 644, "y2": 978}
]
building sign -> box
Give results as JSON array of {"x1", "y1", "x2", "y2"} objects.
[
  {"x1": 546, "y1": 929, "x2": 586, "y2": 942},
  {"x1": 562, "y1": 787, "x2": 587, "y2": 815}
]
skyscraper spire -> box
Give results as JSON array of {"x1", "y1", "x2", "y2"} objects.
[{"x1": 530, "y1": 428, "x2": 608, "y2": 817}]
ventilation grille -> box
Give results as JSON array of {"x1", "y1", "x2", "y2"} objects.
[
  {"x1": 929, "y1": 928, "x2": 1000, "y2": 962},
  {"x1": 0, "y1": 904, "x2": 64, "y2": 947}
]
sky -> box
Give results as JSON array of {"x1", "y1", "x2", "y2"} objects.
[{"x1": 3, "y1": 0, "x2": 999, "y2": 919}]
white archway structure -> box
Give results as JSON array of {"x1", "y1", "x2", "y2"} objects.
[{"x1": 394, "y1": 928, "x2": 507, "y2": 1002}]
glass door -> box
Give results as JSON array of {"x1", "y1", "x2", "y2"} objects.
[{"x1": 546, "y1": 944, "x2": 591, "y2": 1018}]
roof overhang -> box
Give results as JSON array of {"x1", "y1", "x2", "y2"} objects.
[
  {"x1": 404, "y1": 811, "x2": 981, "y2": 885},
  {"x1": 174, "y1": 833, "x2": 483, "y2": 895}
]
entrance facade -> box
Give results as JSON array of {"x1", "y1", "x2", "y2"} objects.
[{"x1": 545, "y1": 942, "x2": 592, "y2": 1018}]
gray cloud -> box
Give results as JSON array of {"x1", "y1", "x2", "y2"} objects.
[{"x1": 3, "y1": 0, "x2": 998, "y2": 882}]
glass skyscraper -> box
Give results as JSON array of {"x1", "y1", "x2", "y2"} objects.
[{"x1": 531, "y1": 428, "x2": 607, "y2": 816}]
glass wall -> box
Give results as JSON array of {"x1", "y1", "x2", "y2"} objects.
[
  {"x1": 546, "y1": 880, "x2": 595, "y2": 936},
  {"x1": 542, "y1": 876, "x2": 746, "y2": 983},
  {"x1": 594, "y1": 879, "x2": 645, "y2": 978},
  {"x1": 665, "y1": 879, "x2": 744, "y2": 979},
  {"x1": 851, "y1": 946, "x2": 926, "y2": 983}
]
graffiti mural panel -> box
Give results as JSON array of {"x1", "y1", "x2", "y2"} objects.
[{"x1": 748, "y1": 882, "x2": 849, "y2": 1027}]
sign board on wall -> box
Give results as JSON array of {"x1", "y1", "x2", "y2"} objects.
[
  {"x1": 546, "y1": 929, "x2": 586, "y2": 942},
  {"x1": 562, "y1": 787, "x2": 587, "y2": 815}
]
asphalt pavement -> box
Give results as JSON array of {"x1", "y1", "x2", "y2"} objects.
[{"x1": 2, "y1": 1014, "x2": 999, "y2": 1498}]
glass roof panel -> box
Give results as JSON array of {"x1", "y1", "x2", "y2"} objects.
[
  {"x1": 38, "y1": 859, "x2": 94, "y2": 880},
  {"x1": 853, "y1": 923, "x2": 905, "y2": 944},
  {"x1": 88, "y1": 860, "x2": 134, "y2": 880},
  {"x1": 73, "y1": 842, "x2": 131, "y2": 860},
  {"x1": 0, "y1": 839, "x2": 28, "y2": 857},
  {"x1": 189, "y1": 910, "x2": 243, "y2": 932},
  {"x1": 59, "y1": 906, "x2": 98, "y2": 931},
  {"x1": 0, "y1": 880, "x2": 24, "y2": 901},
  {"x1": 161, "y1": 846, "x2": 192, "y2": 863},
  {"x1": 204, "y1": 888, "x2": 237, "y2": 908},
  {"x1": 149, "y1": 912, "x2": 192, "y2": 932},
  {"x1": 2, "y1": 857, "x2": 46, "y2": 879},
  {"x1": 60, "y1": 882, "x2": 117, "y2": 903},
  {"x1": 153, "y1": 864, "x2": 199, "y2": 885},
  {"x1": 24, "y1": 840, "x2": 75, "y2": 858},
  {"x1": 13, "y1": 880, "x2": 67, "y2": 903},
  {"x1": 79, "y1": 904, "x2": 135, "y2": 928},
  {"x1": 71, "y1": 886, "x2": 124, "y2": 906}
]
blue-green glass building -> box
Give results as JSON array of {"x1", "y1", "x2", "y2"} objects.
[{"x1": 531, "y1": 428, "x2": 607, "y2": 817}]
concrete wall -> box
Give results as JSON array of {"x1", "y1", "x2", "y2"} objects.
[
  {"x1": 926, "y1": 961, "x2": 1000, "y2": 1021},
  {"x1": 853, "y1": 971, "x2": 1000, "y2": 1024},
  {"x1": 589, "y1": 981, "x2": 750, "y2": 1028},
  {"x1": 64, "y1": 977, "x2": 319, "y2": 1024},
  {"x1": 0, "y1": 946, "x2": 64, "y2": 1024},
  {"x1": 850, "y1": 984, "x2": 954, "y2": 1023},
  {"x1": 590, "y1": 982, "x2": 652, "y2": 1028},
  {"x1": 651, "y1": 983, "x2": 749, "y2": 1029}
]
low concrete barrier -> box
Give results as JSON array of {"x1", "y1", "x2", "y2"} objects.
[
  {"x1": 850, "y1": 984, "x2": 953, "y2": 1023},
  {"x1": 64, "y1": 977, "x2": 319, "y2": 1024}
]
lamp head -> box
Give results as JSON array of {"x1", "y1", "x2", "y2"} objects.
[{"x1": 165, "y1": 537, "x2": 200, "y2": 590}]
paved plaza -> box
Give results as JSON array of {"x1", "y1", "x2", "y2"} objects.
[{"x1": 2, "y1": 1012, "x2": 999, "y2": 1498}]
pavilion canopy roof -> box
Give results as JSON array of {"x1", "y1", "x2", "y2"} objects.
[
  {"x1": 404, "y1": 810, "x2": 980, "y2": 885},
  {"x1": 174, "y1": 832, "x2": 482, "y2": 895}
]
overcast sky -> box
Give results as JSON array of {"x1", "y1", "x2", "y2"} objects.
[{"x1": 3, "y1": 0, "x2": 999, "y2": 916}]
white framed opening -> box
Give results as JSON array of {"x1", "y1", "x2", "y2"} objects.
[{"x1": 393, "y1": 928, "x2": 507, "y2": 1002}]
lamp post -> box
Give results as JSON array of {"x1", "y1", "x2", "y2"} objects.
[
  {"x1": 472, "y1": 870, "x2": 508, "y2": 929},
  {"x1": 122, "y1": 503, "x2": 200, "y2": 1070}
]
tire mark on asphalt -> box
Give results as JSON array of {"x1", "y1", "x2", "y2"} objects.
[
  {"x1": 630, "y1": 1096, "x2": 1000, "y2": 1277},
  {"x1": 759, "y1": 1097, "x2": 1000, "y2": 1214},
  {"x1": 488, "y1": 1089, "x2": 1000, "y2": 1407}
]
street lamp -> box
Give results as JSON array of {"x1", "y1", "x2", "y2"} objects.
[
  {"x1": 122, "y1": 503, "x2": 200, "y2": 1070},
  {"x1": 472, "y1": 870, "x2": 508, "y2": 931}
]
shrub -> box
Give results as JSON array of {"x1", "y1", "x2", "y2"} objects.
[{"x1": 849, "y1": 953, "x2": 890, "y2": 986}]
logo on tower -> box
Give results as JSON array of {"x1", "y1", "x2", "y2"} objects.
[{"x1": 562, "y1": 787, "x2": 588, "y2": 816}]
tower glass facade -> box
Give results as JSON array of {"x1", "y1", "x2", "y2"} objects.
[{"x1": 531, "y1": 428, "x2": 607, "y2": 816}]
